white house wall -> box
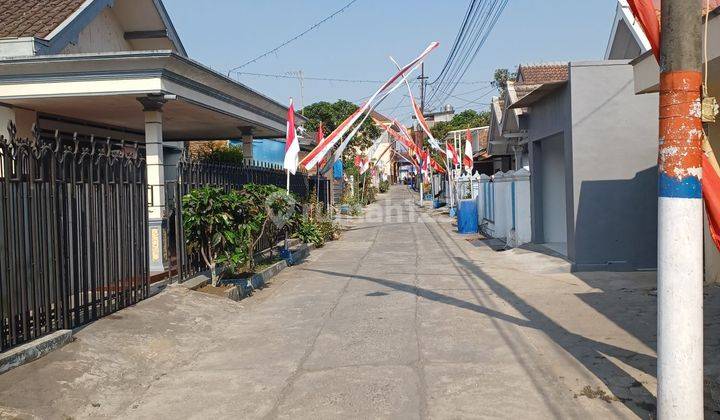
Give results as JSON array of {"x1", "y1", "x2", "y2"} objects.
[{"x1": 62, "y1": 8, "x2": 133, "y2": 55}]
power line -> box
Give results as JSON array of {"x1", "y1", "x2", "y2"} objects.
[
  {"x1": 234, "y1": 72, "x2": 491, "y2": 86},
  {"x1": 227, "y1": 0, "x2": 360, "y2": 73},
  {"x1": 234, "y1": 71, "x2": 384, "y2": 84},
  {"x1": 426, "y1": 0, "x2": 509, "y2": 110}
]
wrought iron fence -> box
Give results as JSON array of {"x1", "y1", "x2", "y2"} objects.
[
  {"x1": 165, "y1": 155, "x2": 331, "y2": 282},
  {"x1": 0, "y1": 125, "x2": 148, "y2": 351}
]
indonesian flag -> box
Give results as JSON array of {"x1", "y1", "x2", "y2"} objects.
[
  {"x1": 421, "y1": 151, "x2": 429, "y2": 176},
  {"x1": 283, "y1": 99, "x2": 300, "y2": 174},
  {"x1": 300, "y1": 42, "x2": 440, "y2": 171},
  {"x1": 463, "y1": 129, "x2": 474, "y2": 171},
  {"x1": 446, "y1": 141, "x2": 459, "y2": 166},
  {"x1": 626, "y1": 0, "x2": 660, "y2": 62},
  {"x1": 355, "y1": 155, "x2": 370, "y2": 174},
  {"x1": 431, "y1": 158, "x2": 446, "y2": 174},
  {"x1": 316, "y1": 122, "x2": 324, "y2": 145},
  {"x1": 317, "y1": 123, "x2": 327, "y2": 169}
]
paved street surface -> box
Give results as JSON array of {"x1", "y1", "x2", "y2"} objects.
[{"x1": 3, "y1": 186, "x2": 715, "y2": 419}]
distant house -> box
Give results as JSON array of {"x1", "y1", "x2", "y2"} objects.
[
  {"x1": 486, "y1": 96, "x2": 514, "y2": 173},
  {"x1": 422, "y1": 104, "x2": 456, "y2": 127}
]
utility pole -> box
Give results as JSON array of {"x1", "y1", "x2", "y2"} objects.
[
  {"x1": 290, "y1": 70, "x2": 305, "y2": 115},
  {"x1": 657, "y1": 1, "x2": 704, "y2": 418},
  {"x1": 417, "y1": 64, "x2": 429, "y2": 206},
  {"x1": 418, "y1": 63, "x2": 428, "y2": 114}
]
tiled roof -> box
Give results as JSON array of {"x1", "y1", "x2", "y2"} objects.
[
  {"x1": 477, "y1": 126, "x2": 489, "y2": 151},
  {"x1": 517, "y1": 63, "x2": 569, "y2": 85},
  {"x1": 0, "y1": 0, "x2": 85, "y2": 39}
]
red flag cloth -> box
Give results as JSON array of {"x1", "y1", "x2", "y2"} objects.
[
  {"x1": 627, "y1": 2, "x2": 720, "y2": 251},
  {"x1": 316, "y1": 122, "x2": 324, "y2": 144},
  {"x1": 704, "y1": 155, "x2": 720, "y2": 251},
  {"x1": 446, "y1": 141, "x2": 459, "y2": 166},
  {"x1": 463, "y1": 129, "x2": 474, "y2": 171},
  {"x1": 627, "y1": 0, "x2": 660, "y2": 62},
  {"x1": 317, "y1": 123, "x2": 327, "y2": 168},
  {"x1": 283, "y1": 99, "x2": 300, "y2": 174}
]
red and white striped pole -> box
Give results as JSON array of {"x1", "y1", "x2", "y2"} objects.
[{"x1": 657, "y1": 1, "x2": 704, "y2": 417}]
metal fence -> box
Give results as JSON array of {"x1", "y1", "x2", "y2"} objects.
[
  {"x1": 0, "y1": 126, "x2": 148, "y2": 351},
  {"x1": 165, "y1": 155, "x2": 331, "y2": 282}
]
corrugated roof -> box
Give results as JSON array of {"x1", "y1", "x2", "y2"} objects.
[{"x1": 0, "y1": 0, "x2": 85, "y2": 39}]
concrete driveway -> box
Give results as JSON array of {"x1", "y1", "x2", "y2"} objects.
[{"x1": 1, "y1": 186, "x2": 712, "y2": 419}]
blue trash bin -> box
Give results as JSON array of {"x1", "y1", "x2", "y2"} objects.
[{"x1": 457, "y1": 199, "x2": 479, "y2": 234}]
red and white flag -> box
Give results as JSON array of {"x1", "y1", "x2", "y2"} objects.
[
  {"x1": 300, "y1": 42, "x2": 440, "y2": 171},
  {"x1": 446, "y1": 141, "x2": 459, "y2": 166},
  {"x1": 355, "y1": 155, "x2": 370, "y2": 174},
  {"x1": 283, "y1": 99, "x2": 300, "y2": 174},
  {"x1": 463, "y1": 129, "x2": 474, "y2": 171}
]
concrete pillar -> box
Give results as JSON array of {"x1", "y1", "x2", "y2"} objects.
[
  {"x1": 512, "y1": 168, "x2": 532, "y2": 246},
  {"x1": 493, "y1": 171, "x2": 508, "y2": 239},
  {"x1": 240, "y1": 127, "x2": 254, "y2": 161},
  {"x1": 501, "y1": 170, "x2": 515, "y2": 240},
  {"x1": 138, "y1": 96, "x2": 167, "y2": 273},
  {"x1": 476, "y1": 174, "x2": 490, "y2": 227}
]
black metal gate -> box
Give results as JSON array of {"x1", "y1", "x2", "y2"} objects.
[{"x1": 0, "y1": 126, "x2": 148, "y2": 351}]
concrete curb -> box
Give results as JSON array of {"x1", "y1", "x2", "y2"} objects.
[
  {"x1": 184, "y1": 243, "x2": 315, "y2": 302},
  {"x1": 181, "y1": 274, "x2": 211, "y2": 291},
  {"x1": 0, "y1": 330, "x2": 73, "y2": 375}
]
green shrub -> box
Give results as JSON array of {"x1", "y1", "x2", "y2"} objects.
[
  {"x1": 182, "y1": 187, "x2": 244, "y2": 286},
  {"x1": 317, "y1": 220, "x2": 341, "y2": 241},
  {"x1": 295, "y1": 217, "x2": 325, "y2": 247},
  {"x1": 379, "y1": 180, "x2": 390, "y2": 193},
  {"x1": 182, "y1": 183, "x2": 297, "y2": 284},
  {"x1": 197, "y1": 144, "x2": 245, "y2": 165}
]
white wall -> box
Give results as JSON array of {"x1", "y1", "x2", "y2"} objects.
[
  {"x1": 541, "y1": 135, "x2": 567, "y2": 246},
  {"x1": 62, "y1": 8, "x2": 133, "y2": 54},
  {"x1": 0, "y1": 105, "x2": 15, "y2": 139}
]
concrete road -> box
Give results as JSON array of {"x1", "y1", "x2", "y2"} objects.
[{"x1": 0, "y1": 186, "x2": 678, "y2": 419}]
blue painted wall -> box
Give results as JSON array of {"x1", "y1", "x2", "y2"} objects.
[{"x1": 229, "y1": 139, "x2": 285, "y2": 165}]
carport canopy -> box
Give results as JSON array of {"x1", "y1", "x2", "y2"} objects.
[{"x1": 0, "y1": 51, "x2": 301, "y2": 141}]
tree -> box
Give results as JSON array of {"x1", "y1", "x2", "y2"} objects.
[
  {"x1": 302, "y1": 100, "x2": 381, "y2": 163},
  {"x1": 492, "y1": 68, "x2": 517, "y2": 95}
]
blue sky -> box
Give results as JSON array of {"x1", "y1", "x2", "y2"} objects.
[{"x1": 164, "y1": 0, "x2": 618, "y2": 124}]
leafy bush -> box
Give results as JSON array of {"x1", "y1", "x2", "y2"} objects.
[
  {"x1": 317, "y1": 220, "x2": 341, "y2": 241},
  {"x1": 196, "y1": 144, "x2": 245, "y2": 166},
  {"x1": 295, "y1": 217, "x2": 325, "y2": 247},
  {"x1": 235, "y1": 184, "x2": 295, "y2": 271},
  {"x1": 182, "y1": 187, "x2": 244, "y2": 286},
  {"x1": 295, "y1": 216, "x2": 341, "y2": 247},
  {"x1": 182, "y1": 183, "x2": 297, "y2": 284},
  {"x1": 379, "y1": 180, "x2": 390, "y2": 193}
]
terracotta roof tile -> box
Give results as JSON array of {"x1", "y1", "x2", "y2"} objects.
[
  {"x1": 516, "y1": 63, "x2": 569, "y2": 85},
  {"x1": 0, "y1": 0, "x2": 85, "y2": 39}
]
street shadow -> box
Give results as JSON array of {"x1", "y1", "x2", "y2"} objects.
[
  {"x1": 423, "y1": 222, "x2": 658, "y2": 418},
  {"x1": 306, "y1": 228, "x2": 660, "y2": 416},
  {"x1": 304, "y1": 261, "x2": 656, "y2": 418},
  {"x1": 303, "y1": 268, "x2": 534, "y2": 329}
]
